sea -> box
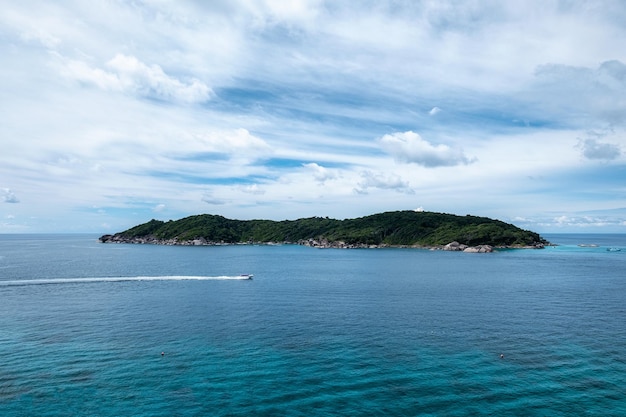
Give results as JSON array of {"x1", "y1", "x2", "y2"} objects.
[{"x1": 0, "y1": 233, "x2": 625, "y2": 416}]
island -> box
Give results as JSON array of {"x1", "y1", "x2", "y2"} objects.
[{"x1": 99, "y1": 210, "x2": 549, "y2": 252}]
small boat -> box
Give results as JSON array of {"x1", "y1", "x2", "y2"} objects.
[
  {"x1": 606, "y1": 248, "x2": 621, "y2": 252},
  {"x1": 239, "y1": 274, "x2": 254, "y2": 279}
]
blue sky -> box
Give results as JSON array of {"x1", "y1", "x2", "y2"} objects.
[{"x1": 1, "y1": 0, "x2": 625, "y2": 233}]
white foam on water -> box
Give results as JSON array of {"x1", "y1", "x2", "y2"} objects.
[{"x1": 0, "y1": 275, "x2": 253, "y2": 286}]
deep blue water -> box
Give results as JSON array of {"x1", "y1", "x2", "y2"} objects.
[{"x1": 0, "y1": 233, "x2": 625, "y2": 416}]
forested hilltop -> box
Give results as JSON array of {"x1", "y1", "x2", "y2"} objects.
[{"x1": 100, "y1": 211, "x2": 549, "y2": 250}]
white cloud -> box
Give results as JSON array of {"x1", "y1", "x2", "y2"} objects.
[
  {"x1": 60, "y1": 54, "x2": 213, "y2": 104},
  {"x1": 354, "y1": 170, "x2": 413, "y2": 195},
  {"x1": 107, "y1": 54, "x2": 213, "y2": 103},
  {"x1": 552, "y1": 214, "x2": 619, "y2": 228},
  {"x1": 153, "y1": 204, "x2": 166, "y2": 212},
  {"x1": 238, "y1": 184, "x2": 266, "y2": 195},
  {"x1": 303, "y1": 162, "x2": 336, "y2": 183},
  {"x1": 429, "y1": 107, "x2": 441, "y2": 116},
  {"x1": 61, "y1": 57, "x2": 121, "y2": 91},
  {"x1": 2, "y1": 188, "x2": 19, "y2": 203},
  {"x1": 379, "y1": 131, "x2": 474, "y2": 168}
]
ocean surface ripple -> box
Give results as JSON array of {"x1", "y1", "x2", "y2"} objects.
[{"x1": 0, "y1": 233, "x2": 625, "y2": 416}]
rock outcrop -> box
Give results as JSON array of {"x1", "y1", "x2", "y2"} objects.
[
  {"x1": 443, "y1": 241, "x2": 467, "y2": 251},
  {"x1": 100, "y1": 235, "x2": 544, "y2": 252},
  {"x1": 442, "y1": 241, "x2": 494, "y2": 253},
  {"x1": 463, "y1": 245, "x2": 493, "y2": 253}
]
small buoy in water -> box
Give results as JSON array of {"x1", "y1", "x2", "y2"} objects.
[
  {"x1": 161, "y1": 352, "x2": 165, "y2": 356},
  {"x1": 500, "y1": 354, "x2": 504, "y2": 359}
]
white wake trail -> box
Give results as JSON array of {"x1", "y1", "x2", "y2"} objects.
[{"x1": 0, "y1": 275, "x2": 253, "y2": 286}]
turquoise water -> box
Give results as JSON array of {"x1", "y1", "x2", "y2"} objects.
[{"x1": 0, "y1": 234, "x2": 625, "y2": 416}]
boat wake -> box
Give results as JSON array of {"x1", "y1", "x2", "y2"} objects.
[{"x1": 0, "y1": 275, "x2": 253, "y2": 287}]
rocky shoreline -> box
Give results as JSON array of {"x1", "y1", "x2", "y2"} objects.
[{"x1": 99, "y1": 234, "x2": 546, "y2": 252}]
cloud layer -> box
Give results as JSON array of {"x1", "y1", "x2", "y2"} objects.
[{"x1": 1, "y1": 1, "x2": 625, "y2": 233}]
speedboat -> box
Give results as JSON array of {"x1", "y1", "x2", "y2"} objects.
[{"x1": 239, "y1": 274, "x2": 254, "y2": 279}]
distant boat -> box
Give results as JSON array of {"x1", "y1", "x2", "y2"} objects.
[
  {"x1": 578, "y1": 244, "x2": 599, "y2": 247},
  {"x1": 606, "y1": 248, "x2": 621, "y2": 252},
  {"x1": 239, "y1": 274, "x2": 254, "y2": 279}
]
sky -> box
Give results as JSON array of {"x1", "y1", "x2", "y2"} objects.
[{"x1": 1, "y1": 0, "x2": 626, "y2": 234}]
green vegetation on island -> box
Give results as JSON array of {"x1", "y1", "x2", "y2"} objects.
[{"x1": 100, "y1": 210, "x2": 549, "y2": 249}]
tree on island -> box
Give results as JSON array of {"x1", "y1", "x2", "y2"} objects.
[{"x1": 100, "y1": 210, "x2": 549, "y2": 250}]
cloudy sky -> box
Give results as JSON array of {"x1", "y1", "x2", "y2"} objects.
[{"x1": 2, "y1": 0, "x2": 625, "y2": 234}]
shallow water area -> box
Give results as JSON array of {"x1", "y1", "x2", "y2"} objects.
[{"x1": 0, "y1": 233, "x2": 625, "y2": 416}]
